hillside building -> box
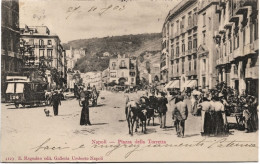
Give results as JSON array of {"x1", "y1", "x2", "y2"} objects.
[{"x1": 109, "y1": 54, "x2": 137, "y2": 86}]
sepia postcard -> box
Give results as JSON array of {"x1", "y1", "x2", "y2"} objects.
[{"x1": 1, "y1": 0, "x2": 259, "y2": 162}]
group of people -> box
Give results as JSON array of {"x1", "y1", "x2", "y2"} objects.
[{"x1": 124, "y1": 80, "x2": 258, "y2": 138}]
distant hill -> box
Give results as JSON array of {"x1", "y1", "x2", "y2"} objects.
[{"x1": 63, "y1": 33, "x2": 162, "y2": 73}]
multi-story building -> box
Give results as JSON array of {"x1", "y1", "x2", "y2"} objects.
[
  {"x1": 149, "y1": 63, "x2": 160, "y2": 84},
  {"x1": 1, "y1": 0, "x2": 21, "y2": 98},
  {"x1": 162, "y1": 0, "x2": 199, "y2": 90},
  {"x1": 19, "y1": 25, "x2": 66, "y2": 88},
  {"x1": 109, "y1": 54, "x2": 137, "y2": 86},
  {"x1": 215, "y1": 0, "x2": 258, "y2": 96},
  {"x1": 65, "y1": 46, "x2": 85, "y2": 71},
  {"x1": 197, "y1": 0, "x2": 220, "y2": 90}
]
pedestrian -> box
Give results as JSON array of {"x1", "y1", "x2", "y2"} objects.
[
  {"x1": 172, "y1": 96, "x2": 188, "y2": 137},
  {"x1": 157, "y1": 92, "x2": 168, "y2": 128},
  {"x1": 197, "y1": 100, "x2": 212, "y2": 136},
  {"x1": 210, "y1": 94, "x2": 228, "y2": 136},
  {"x1": 52, "y1": 90, "x2": 61, "y2": 116},
  {"x1": 80, "y1": 88, "x2": 91, "y2": 126}
]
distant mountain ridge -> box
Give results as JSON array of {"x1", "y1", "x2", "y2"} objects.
[{"x1": 62, "y1": 33, "x2": 162, "y2": 73}]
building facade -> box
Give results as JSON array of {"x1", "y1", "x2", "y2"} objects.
[
  {"x1": 20, "y1": 25, "x2": 66, "y2": 88},
  {"x1": 1, "y1": 0, "x2": 21, "y2": 98},
  {"x1": 162, "y1": 0, "x2": 199, "y2": 90},
  {"x1": 109, "y1": 54, "x2": 137, "y2": 86},
  {"x1": 197, "y1": 0, "x2": 219, "y2": 90},
  {"x1": 215, "y1": 0, "x2": 258, "y2": 96}
]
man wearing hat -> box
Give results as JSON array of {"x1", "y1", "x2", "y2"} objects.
[
  {"x1": 52, "y1": 90, "x2": 61, "y2": 116},
  {"x1": 157, "y1": 91, "x2": 168, "y2": 128}
]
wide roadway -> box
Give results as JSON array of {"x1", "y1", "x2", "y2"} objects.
[{"x1": 1, "y1": 90, "x2": 258, "y2": 162}]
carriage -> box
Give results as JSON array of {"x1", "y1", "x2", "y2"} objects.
[{"x1": 5, "y1": 76, "x2": 49, "y2": 108}]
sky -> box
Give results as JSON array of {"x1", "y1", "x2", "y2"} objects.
[{"x1": 19, "y1": 0, "x2": 181, "y2": 43}]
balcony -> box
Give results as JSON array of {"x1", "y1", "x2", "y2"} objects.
[
  {"x1": 216, "y1": 58, "x2": 223, "y2": 66},
  {"x1": 38, "y1": 45, "x2": 45, "y2": 49},
  {"x1": 192, "y1": 48, "x2": 197, "y2": 54},
  {"x1": 187, "y1": 49, "x2": 192, "y2": 56},
  {"x1": 229, "y1": 52, "x2": 234, "y2": 62},
  {"x1": 224, "y1": 23, "x2": 233, "y2": 30},
  {"x1": 186, "y1": 70, "x2": 197, "y2": 76},
  {"x1": 233, "y1": 47, "x2": 242, "y2": 59},
  {"x1": 47, "y1": 45, "x2": 53, "y2": 48},
  {"x1": 223, "y1": 56, "x2": 229, "y2": 64},
  {"x1": 245, "y1": 66, "x2": 258, "y2": 79},
  {"x1": 253, "y1": 39, "x2": 259, "y2": 52},
  {"x1": 172, "y1": 72, "x2": 181, "y2": 78},
  {"x1": 119, "y1": 66, "x2": 127, "y2": 69},
  {"x1": 243, "y1": 43, "x2": 255, "y2": 56},
  {"x1": 180, "y1": 28, "x2": 185, "y2": 35}
]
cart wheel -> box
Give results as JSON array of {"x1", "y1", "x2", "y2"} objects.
[{"x1": 15, "y1": 103, "x2": 19, "y2": 108}]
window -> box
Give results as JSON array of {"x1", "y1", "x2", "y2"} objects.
[
  {"x1": 255, "y1": 20, "x2": 258, "y2": 40},
  {"x1": 39, "y1": 50, "x2": 44, "y2": 57},
  {"x1": 182, "y1": 16, "x2": 185, "y2": 29},
  {"x1": 177, "y1": 63, "x2": 179, "y2": 73},
  {"x1": 171, "y1": 48, "x2": 174, "y2": 59},
  {"x1": 47, "y1": 50, "x2": 52, "y2": 58},
  {"x1": 189, "y1": 60, "x2": 191, "y2": 71},
  {"x1": 112, "y1": 62, "x2": 116, "y2": 70},
  {"x1": 188, "y1": 14, "x2": 192, "y2": 27},
  {"x1": 229, "y1": 40, "x2": 232, "y2": 53},
  {"x1": 131, "y1": 78, "x2": 134, "y2": 83},
  {"x1": 202, "y1": 76, "x2": 206, "y2": 89},
  {"x1": 236, "y1": 34, "x2": 239, "y2": 49},
  {"x1": 48, "y1": 40, "x2": 52, "y2": 45},
  {"x1": 203, "y1": 59, "x2": 206, "y2": 71},
  {"x1": 250, "y1": 23, "x2": 254, "y2": 43},
  {"x1": 243, "y1": 28, "x2": 246, "y2": 45},
  {"x1": 182, "y1": 60, "x2": 184, "y2": 74},
  {"x1": 120, "y1": 60, "x2": 125, "y2": 67},
  {"x1": 193, "y1": 37, "x2": 197, "y2": 48},
  {"x1": 39, "y1": 39, "x2": 44, "y2": 46},
  {"x1": 203, "y1": 13, "x2": 206, "y2": 27},
  {"x1": 203, "y1": 31, "x2": 206, "y2": 45},
  {"x1": 110, "y1": 72, "x2": 116, "y2": 77},
  {"x1": 194, "y1": 59, "x2": 196, "y2": 70},
  {"x1": 208, "y1": 17, "x2": 211, "y2": 30},
  {"x1": 188, "y1": 37, "x2": 192, "y2": 50},
  {"x1": 182, "y1": 41, "x2": 185, "y2": 52},
  {"x1": 176, "y1": 21, "x2": 179, "y2": 33}
]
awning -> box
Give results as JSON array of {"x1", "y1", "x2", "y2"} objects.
[
  {"x1": 168, "y1": 80, "x2": 180, "y2": 88},
  {"x1": 164, "y1": 81, "x2": 173, "y2": 89},
  {"x1": 186, "y1": 80, "x2": 197, "y2": 88}
]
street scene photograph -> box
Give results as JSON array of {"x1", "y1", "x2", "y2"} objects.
[{"x1": 1, "y1": 0, "x2": 259, "y2": 162}]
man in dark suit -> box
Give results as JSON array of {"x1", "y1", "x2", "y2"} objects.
[
  {"x1": 158, "y1": 92, "x2": 168, "y2": 128},
  {"x1": 52, "y1": 91, "x2": 61, "y2": 116}
]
